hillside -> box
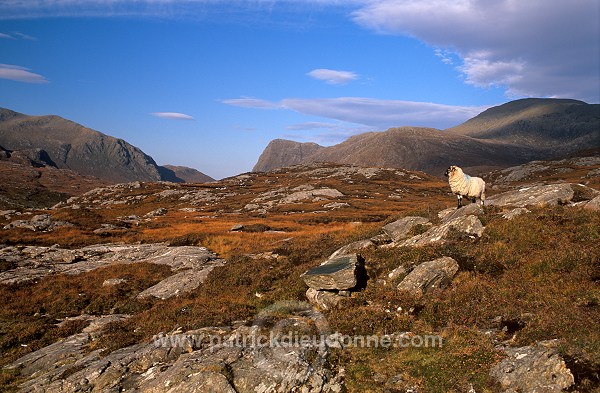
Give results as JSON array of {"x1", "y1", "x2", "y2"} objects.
[
  {"x1": 161, "y1": 164, "x2": 215, "y2": 183},
  {"x1": 303, "y1": 127, "x2": 530, "y2": 175},
  {"x1": 447, "y1": 98, "x2": 600, "y2": 148},
  {"x1": 0, "y1": 108, "x2": 212, "y2": 184},
  {"x1": 254, "y1": 98, "x2": 600, "y2": 174},
  {"x1": 0, "y1": 157, "x2": 599, "y2": 392}
]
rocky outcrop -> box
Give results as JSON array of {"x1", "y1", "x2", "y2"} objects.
[
  {"x1": 279, "y1": 187, "x2": 344, "y2": 204},
  {"x1": 397, "y1": 257, "x2": 459, "y2": 295},
  {"x1": 8, "y1": 315, "x2": 343, "y2": 392},
  {"x1": 3, "y1": 214, "x2": 74, "y2": 232},
  {"x1": 491, "y1": 340, "x2": 575, "y2": 392},
  {"x1": 137, "y1": 265, "x2": 225, "y2": 300},
  {"x1": 397, "y1": 214, "x2": 484, "y2": 248},
  {"x1": 487, "y1": 183, "x2": 575, "y2": 207},
  {"x1": 382, "y1": 216, "x2": 430, "y2": 242},
  {"x1": 581, "y1": 195, "x2": 600, "y2": 211},
  {"x1": 301, "y1": 254, "x2": 367, "y2": 309},
  {"x1": 305, "y1": 287, "x2": 349, "y2": 310},
  {"x1": 301, "y1": 254, "x2": 365, "y2": 291},
  {"x1": 244, "y1": 184, "x2": 346, "y2": 213},
  {"x1": 0, "y1": 243, "x2": 225, "y2": 299}
]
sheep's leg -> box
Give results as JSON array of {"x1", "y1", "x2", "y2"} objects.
[
  {"x1": 457, "y1": 195, "x2": 462, "y2": 209},
  {"x1": 481, "y1": 191, "x2": 486, "y2": 206}
]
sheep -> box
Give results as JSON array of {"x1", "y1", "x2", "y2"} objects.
[{"x1": 444, "y1": 165, "x2": 486, "y2": 208}]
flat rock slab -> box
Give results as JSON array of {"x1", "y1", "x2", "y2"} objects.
[
  {"x1": 490, "y1": 341, "x2": 574, "y2": 392},
  {"x1": 440, "y1": 203, "x2": 483, "y2": 223},
  {"x1": 279, "y1": 188, "x2": 344, "y2": 204},
  {"x1": 397, "y1": 257, "x2": 459, "y2": 295},
  {"x1": 398, "y1": 215, "x2": 484, "y2": 248},
  {"x1": 137, "y1": 261, "x2": 225, "y2": 300},
  {"x1": 0, "y1": 243, "x2": 222, "y2": 285},
  {"x1": 301, "y1": 254, "x2": 364, "y2": 291},
  {"x1": 11, "y1": 320, "x2": 343, "y2": 393},
  {"x1": 3, "y1": 214, "x2": 74, "y2": 232},
  {"x1": 487, "y1": 183, "x2": 574, "y2": 207},
  {"x1": 382, "y1": 216, "x2": 430, "y2": 241}
]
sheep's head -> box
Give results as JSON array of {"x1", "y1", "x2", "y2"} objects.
[
  {"x1": 445, "y1": 165, "x2": 463, "y2": 178},
  {"x1": 445, "y1": 166, "x2": 456, "y2": 177}
]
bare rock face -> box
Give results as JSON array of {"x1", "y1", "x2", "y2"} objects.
[
  {"x1": 301, "y1": 254, "x2": 365, "y2": 291},
  {"x1": 8, "y1": 317, "x2": 343, "y2": 392},
  {"x1": 3, "y1": 214, "x2": 74, "y2": 232},
  {"x1": 582, "y1": 195, "x2": 600, "y2": 211},
  {"x1": 279, "y1": 188, "x2": 344, "y2": 204},
  {"x1": 440, "y1": 203, "x2": 483, "y2": 223},
  {"x1": 136, "y1": 264, "x2": 225, "y2": 300},
  {"x1": 490, "y1": 341, "x2": 575, "y2": 392},
  {"x1": 487, "y1": 183, "x2": 574, "y2": 207},
  {"x1": 397, "y1": 257, "x2": 459, "y2": 295},
  {"x1": 253, "y1": 139, "x2": 325, "y2": 172},
  {"x1": 382, "y1": 216, "x2": 430, "y2": 242},
  {"x1": 0, "y1": 243, "x2": 225, "y2": 300},
  {"x1": 398, "y1": 215, "x2": 484, "y2": 248}
]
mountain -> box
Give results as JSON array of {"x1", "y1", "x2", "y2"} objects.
[
  {"x1": 447, "y1": 98, "x2": 600, "y2": 149},
  {"x1": 0, "y1": 108, "x2": 212, "y2": 184},
  {"x1": 303, "y1": 127, "x2": 531, "y2": 176},
  {"x1": 254, "y1": 98, "x2": 600, "y2": 175},
  {"x1": 161, "y1": 165, "x2": 215, "y2": 183},
  {"x1": 252, "y1": 139, "x2": 325, "y2": 172}
]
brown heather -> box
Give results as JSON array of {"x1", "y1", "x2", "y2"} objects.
[{"x1": 0, "y1": 161, "x2": 599, "y2": 391}]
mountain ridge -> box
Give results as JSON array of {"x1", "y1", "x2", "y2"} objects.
[
  {"x1": 253, "y1": 98, "x2": 600, "y2": 175},
  {"x1": 0, "y1": 108, "x2": 213, "y2": 184}
]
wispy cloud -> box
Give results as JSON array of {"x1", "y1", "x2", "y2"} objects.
[
  {"x1": 307, "y1": 68, "x2": 359, "y2": 85},
  {"x1": 352, "y1": 0, "x2": 600, "y2": 102},
  {"x1": 0, "y1": 33, "x2": 15, "y2": 39},
  {"x1": 223, "y1": 96, "x2": 488, "y2": 130},
  {"x1": 151, "y1": 112, "x2": 194, "y2": 120},
  {"x1": 0, "y1": 0, "x2": 361, "y2": 20},
  {"x1": 284, "y1": 121, "x2": 375, "y2": 145},
  {"x1": 0, "y1": 64, "x2": 49, "y2": 83},
  {"x1": 286, "y1": 121, "x2": 345, "y2": 131},
  {"x1": 220, "y1": 97, "x2": 279, "y2": 109},
  {"x1": 12, "y1": 31, "x2": 37, "y2": 41}
]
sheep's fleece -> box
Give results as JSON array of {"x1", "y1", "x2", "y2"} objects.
[{"x1": 445, "y1": 166, "x2": 486, "y2": 207}]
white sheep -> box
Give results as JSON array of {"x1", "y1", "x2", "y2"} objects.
[{"x1": 444, "y1": 165, "x2": 486, "y2": 208}]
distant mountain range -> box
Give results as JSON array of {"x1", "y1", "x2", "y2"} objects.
[
  {"x1": 254, "y1": 98, "x2": 600, "y2": 175},
  {"x1": 0, "y1": 108, "x2": 214, "y2": 183}
]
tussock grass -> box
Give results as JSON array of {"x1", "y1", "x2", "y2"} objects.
[{"x1": 329, "y1": 206, "x2": 600, "y2": 391}]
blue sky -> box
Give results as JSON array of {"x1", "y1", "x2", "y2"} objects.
[{"x1": 1, "y1": 1, "x2": 598, "y2": 179}]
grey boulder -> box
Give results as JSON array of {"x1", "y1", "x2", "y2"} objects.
[
  {"x1": 490, "y1": 340, "x2": 574, "y2": 392},
  {"x1": 397, "y1": 257, "x2": 459, "y2": 295},
  {"x1": 382, "y1": 216, "x2": 430, "y2": 241},
  {"x1": 301, "y1": 254, "x2": 365, "y2": 291}
]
